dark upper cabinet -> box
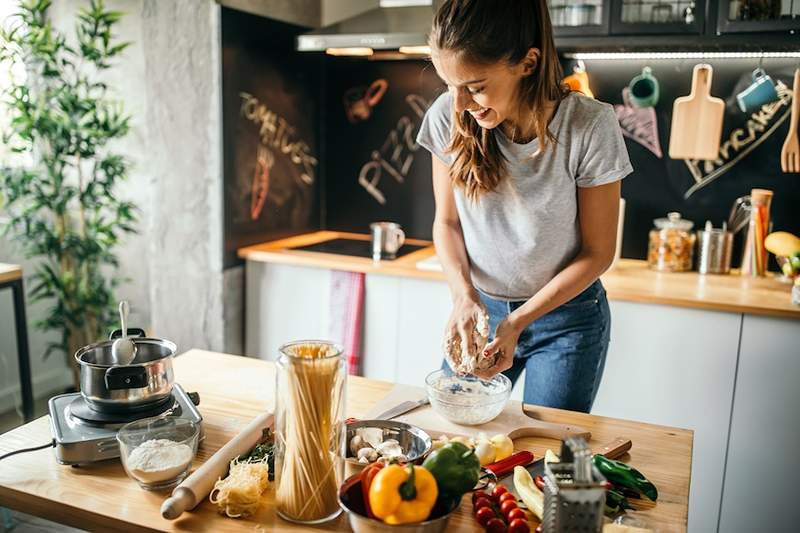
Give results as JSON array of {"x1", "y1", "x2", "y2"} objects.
[
  {"x1": 610, "y1": 0, "x2": 707, "y2": 34},
  {"x1": 549, "y1": 0, "x2": 612, "y2": 36},
  {"x1": 717, "y1": 0, "x2": 800, "y2": 33}
]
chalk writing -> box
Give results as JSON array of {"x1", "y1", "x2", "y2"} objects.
[
  {"x1": 358, "y1": 94, "x2": 432, "y2": 205},
  {"x1": 614, "y1": 88, "x2": 662, "y2": 159},
  {"x1": 250, "y1": 145, "x2": 274, "y2": 220},
  {"x1": 683, "y1": 80, "x2": 792, "y2": 199},
  {"x1": 239, "y1": 92, "x2": 318, "y2": 186}
]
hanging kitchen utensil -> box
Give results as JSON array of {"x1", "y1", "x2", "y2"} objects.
[
  {"x1": 780, "y1": 68, "x2": 800, "y2": 173},
  {"x1": 668, "y1": 63, "x2": 724, "y2": 160},
  {"x1": 111, "y1": 300, "x2": 137, "y2": 366},
  {"x1": 563, "y1": 60, "x2": 594, "y2": 99}
]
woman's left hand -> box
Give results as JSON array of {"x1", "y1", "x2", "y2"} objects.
[{"x1": 473, "y1": 318, "x2": 523, "y2": 379}]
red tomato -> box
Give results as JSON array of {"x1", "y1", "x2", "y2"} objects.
[
  {"x1": 474, "y1": 497, "x2": 493, "y2": 511},
  {"x1": 508, "y1": 518, "x2": 530, "y2": 533},
  {"x1": 500, "y1": 499, "x2": 518, "y2": 515},
  {"x1": 499, "y1": 492, "x2": 517, "y2": 504},
  {"x1": 475, "y1": 506, "x2": 495, "y2": 526},
  {"x1": 491, "y1": 484, "x2": 509, "y2": 500},
  {"x1": 486, "y1": 517, "x2": 507, "y2": 533},
  {"x1": 506, "y1": 508, "x2": 527, "y2": 522},
  {"x1": 472, "y1": 490, "x2": 488, "y2": 503}
]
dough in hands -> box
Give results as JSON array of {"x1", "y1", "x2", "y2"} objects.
[{"x1": 444, "y1": 307, "x2": 496, "y2": 375}]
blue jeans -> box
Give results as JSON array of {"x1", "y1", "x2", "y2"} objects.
[{"x1": 445, "y1": 280, "x2": 611, "y2": 413}]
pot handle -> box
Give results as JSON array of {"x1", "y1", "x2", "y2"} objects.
[
  {"x1": 109, "y1": 328, "x2": 146, "y2": 340},
  {"x1": 105, "y1": 365, "x2": 148, "y2": 390}
]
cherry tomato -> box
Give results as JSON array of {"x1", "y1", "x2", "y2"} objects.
[
  {"x1": 491, "y1": 484, "x2": 509, "y2": 500},
  {"x1": 500, "y1": 499, "x2": 518, "y2": 516},
  {"x1": 506, "y1": 508, "x2": 527, "y2": 522},
  {"x1": 486, "y1": 517, "x2": 507, "y2": 533},
  {"x1": 475, "y1": 506, "x2": 495, "y2": 526},
  {"x1": 472, "y1": 490, "x2": 488, "y2": 503},
  {"x1": 498, "y1": 491, "x2": 517, "y2": 504},
  {"x1": 508, "y1": 518, "x2": 531, "y2": 533},
  {"x1": 474, "y1": 497, "x2": 493, "y2": 511}
]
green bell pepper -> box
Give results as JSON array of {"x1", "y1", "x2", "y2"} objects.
[
  {"x1": 593, "y1": 455, "x2": 658, "y2": 501},
  {"x1": 422, "y1": 441, "x2": 480, "y2": 499}
]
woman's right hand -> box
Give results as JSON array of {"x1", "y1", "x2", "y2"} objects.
[
  {"x1": 447, "y1": 291, "x2": 484, "y2": 345},
  {"x1": 444, "y1": 290, "x2": 489, "y2": 372}
]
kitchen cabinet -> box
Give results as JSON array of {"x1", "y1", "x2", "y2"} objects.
[
  {"x1": 550, "y1": 0, "x2": 611, "y2": 36},
  {"x1": 717, "y1": 0, "x2": 800, "y2": 33},
  {"x1": 717, "y1": 314, "x2": 800, "y2": 533},
  {"x1": 591, "y1": 300, "x2": 741, "y2": 533},
  {"x1": 611, "y1": 0, "x2": 706, "y2": 34}
]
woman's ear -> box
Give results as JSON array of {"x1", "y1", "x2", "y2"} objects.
[{"x1": 521, "y1": 48, "x2": 541, "y2": 76}]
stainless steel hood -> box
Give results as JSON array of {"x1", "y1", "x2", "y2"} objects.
[{"x1": 296, "y1": 0, "x2": 434, "y2": 52}]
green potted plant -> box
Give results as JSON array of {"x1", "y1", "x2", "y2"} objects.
[{"x1": 0, "y1": 0, "x2": 137, "y2": 386}]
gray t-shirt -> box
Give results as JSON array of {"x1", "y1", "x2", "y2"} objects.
[{"x1": 416, "y1": 90, "x2": 633, "y2": 301}]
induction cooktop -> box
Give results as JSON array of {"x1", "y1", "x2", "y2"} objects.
[{"x1": 290, "y1": 238, "x2": 427, "y2": 259}]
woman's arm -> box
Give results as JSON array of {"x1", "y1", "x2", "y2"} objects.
[
  {"x1": 476, "y1": 180, "x2": 620, "y2": 377},
  {"x1": 431, "y1": 156, "x2": 474, "y2": 302}
]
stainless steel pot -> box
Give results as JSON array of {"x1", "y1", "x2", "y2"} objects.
[{"x1": 74, "y1": 329, "x2": 176, "y2": 412}]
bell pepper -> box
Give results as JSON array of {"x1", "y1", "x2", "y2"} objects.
[
  {"x1": 360, "y1": 461, "x2": 385, "y2": 519},
  {"x1": 593, "y1": 455, "x2": 658, "y2": 501},
  {"x1": 368, "y1": 464, "x2": 438, "y2": 525},
  {"x1": 422, "y1": 441, "x2": 480, "y2": 499}
]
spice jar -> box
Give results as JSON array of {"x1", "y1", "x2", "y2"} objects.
[
  {"x1": 274, "y1": 340, "x2": 346, "y2": 524},
  {"x1": 647, "y1": 212, "x2": 696, "y2": 272}
]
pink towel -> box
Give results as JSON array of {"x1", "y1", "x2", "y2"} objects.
[{"x1": 329, "y1": 270, "x2": 365, "y2": 375}]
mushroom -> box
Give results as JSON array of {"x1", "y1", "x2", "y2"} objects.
[
  {"x1": 357, "y1": 447, "x2": 379, "y2": 463},
  {"x1": 349, "y1": 434, "x2": 370, "y2": 456}
]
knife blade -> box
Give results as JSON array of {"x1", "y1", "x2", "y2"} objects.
[
  {"x1": 500, "y1": 437, "x2": 632, "y2": 491},
  {"x1": 373, "y1": 397, "x2": 430, "y2": 420}
]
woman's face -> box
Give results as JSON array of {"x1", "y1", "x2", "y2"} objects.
[{"x1": 432, "y1": 49, "x2": 535, "y2": 130}]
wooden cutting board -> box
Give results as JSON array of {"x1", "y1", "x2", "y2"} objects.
[
  {"x1": 364, "y1": 384, "x2": 590, "y2": 442},
  {"x1": 668, "y1": 63, "x2": 724, "y2": 160}
]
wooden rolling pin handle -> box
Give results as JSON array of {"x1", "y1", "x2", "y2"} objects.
[{"x1": 161, "y1": 487, "x2": 195, "y2": 520}]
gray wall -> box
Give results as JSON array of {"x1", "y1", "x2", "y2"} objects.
[{"x1": 0, "y1": 0, "x2": 225, "y2": 415}]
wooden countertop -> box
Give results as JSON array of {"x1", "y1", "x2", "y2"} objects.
[
  {"x1": 0, "y1": 263, "x2": 22, "y2": 284},
  {"x1": 0, "y1": 350, "x2": 693, "y2": 532},
  {"x1": 239, "y1": 231, "x2": 800, "y2": 319}
]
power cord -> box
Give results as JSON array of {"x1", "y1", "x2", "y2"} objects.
[{"x1": 0, "y1": 439, "x2": 55, "y2": 461}]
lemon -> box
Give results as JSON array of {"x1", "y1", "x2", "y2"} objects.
[{"x1": 765, "y1": 232, "x2": 800, "y2": 258}]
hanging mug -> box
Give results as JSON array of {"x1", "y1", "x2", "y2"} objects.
[
  {"x1": 736, "y1": 68, "x2": 778, "y2": 114},
  {"x1": 628, "y1": 66, "x2": 660, "y2": 108},
  {"x1": 343, "y1": 78, "x2": 389, "y2": 123}
]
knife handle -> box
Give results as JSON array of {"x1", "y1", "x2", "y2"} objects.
[
  {"x1": 484, "y1": 450, "x2": 535, "y2": 478},
  {"x1": 592, "y1": 437, "x2": 631, "y2": 459}
]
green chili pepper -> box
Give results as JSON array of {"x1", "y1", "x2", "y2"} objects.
[{"x1": 593, "y1": 455, "x2": 658, "y2": 501}]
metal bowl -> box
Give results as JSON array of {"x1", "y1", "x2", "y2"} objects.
[
  {"x1": 339, "y1": 474, "x2": 460, "y2": 533},
  {"x1": 346, "y1": 420, "x2": 432, "y2": 478}
]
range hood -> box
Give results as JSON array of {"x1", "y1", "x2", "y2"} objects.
[{"x1": 296, "y1": 0, "x2": 434, "y2": 53}]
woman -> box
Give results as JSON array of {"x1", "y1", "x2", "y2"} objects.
[{"x1": 416, "y1": 0, "x2": 632, "y2": 413}]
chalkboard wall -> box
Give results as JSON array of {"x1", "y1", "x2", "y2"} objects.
[
  {"x1": 222, "y1": 8, "x2": 799, "y2": 269},
  {"x1": 222, "y1": 9, "x2": 322, "y2": 268}
]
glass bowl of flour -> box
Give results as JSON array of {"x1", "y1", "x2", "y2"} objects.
[
  {"x1": 117, "y1": 417, "x2": 199, "y2": 490},
  {"x1": 425, "y1": 369, "x2": 511, "y2": 425}
]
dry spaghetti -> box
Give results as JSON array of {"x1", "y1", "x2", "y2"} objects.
[{"x1": 274, "y1": 341, "x2": 345, "y2": 523}]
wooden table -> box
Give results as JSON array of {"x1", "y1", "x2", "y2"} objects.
[
  {"x1": 0, "y1": 350, "x2": 693, "y2": 532},
  {"x1": 0, "y1": 263, "x2": 33, "y2": 422}
]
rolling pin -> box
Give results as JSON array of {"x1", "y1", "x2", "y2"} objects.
[{"x1": 161, "y1": 411, "x2": 274, "y2": 520}]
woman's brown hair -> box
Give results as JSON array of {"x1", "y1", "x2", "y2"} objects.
[{"x1": 430, "y1": 0, "x2": 568, "y2": 200}]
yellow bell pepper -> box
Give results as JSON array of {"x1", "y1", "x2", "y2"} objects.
[{"x1": 368, "y1": 464, "x2": 438, "y2": 525}]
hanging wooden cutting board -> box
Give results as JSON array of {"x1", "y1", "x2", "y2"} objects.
[
  {"x1": 668, "y1": 63, "x2": 724, "y2": 160},
  {"x1": 364, "y1": 384, "x2": 590, "y2": 441}
]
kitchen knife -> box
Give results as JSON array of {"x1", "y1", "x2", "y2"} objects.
[
  {"x1": 373, "y1": 397, "x2": 430, "y2": 420},
  {"x1": 500, "y1": 437, "x2": 632, "y2": 491}
]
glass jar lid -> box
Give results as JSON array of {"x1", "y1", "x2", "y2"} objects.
[{"x1": 654, "y1": 212, "x2": 694, "y2": 231}]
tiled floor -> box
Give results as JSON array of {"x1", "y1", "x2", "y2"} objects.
[{"x1": 1, "y1": 399, "x2": 85, "y2": 532}]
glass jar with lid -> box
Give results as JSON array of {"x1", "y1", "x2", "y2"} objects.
[{"x1": 647, "y1": 212, "x2": 696, "y2": 272}]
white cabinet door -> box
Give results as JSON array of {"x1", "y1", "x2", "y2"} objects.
[
  {"x1": 244, "y1": 261, "x2": 331, "y2": 360},
  {"x1": 362, "y1": 274, "x2": 401, "y2": 382},
  {"x1": 592, "y1": 301, "x2": 741, "y2": 533},
  {"x1": 718, "y1": 315, "x2": 800, "y2": 533}
]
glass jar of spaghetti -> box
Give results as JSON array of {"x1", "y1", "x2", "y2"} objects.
[
  {"x1": 274, "y1": 340, "x2": 346, "y2": 524},
  {"x1": 647, "y1": 212, "x2": 696, "y2": 272}
]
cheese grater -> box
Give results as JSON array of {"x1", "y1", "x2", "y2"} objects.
[{"x1": 542, "y1": 437, "x2": 606, "y2": 533}]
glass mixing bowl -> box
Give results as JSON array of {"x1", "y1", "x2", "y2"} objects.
[{"x1": 425, "y1": 369, "x2": 511, "y2": 426}]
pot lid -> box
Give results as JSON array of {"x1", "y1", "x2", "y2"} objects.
[{"x1": 654, "y1": 211, "x2": 694, "y2": 231}]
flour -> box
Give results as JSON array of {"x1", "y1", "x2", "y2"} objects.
[{"x1": 126, "y1": 439, "x2": 193, "y2": 484}]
